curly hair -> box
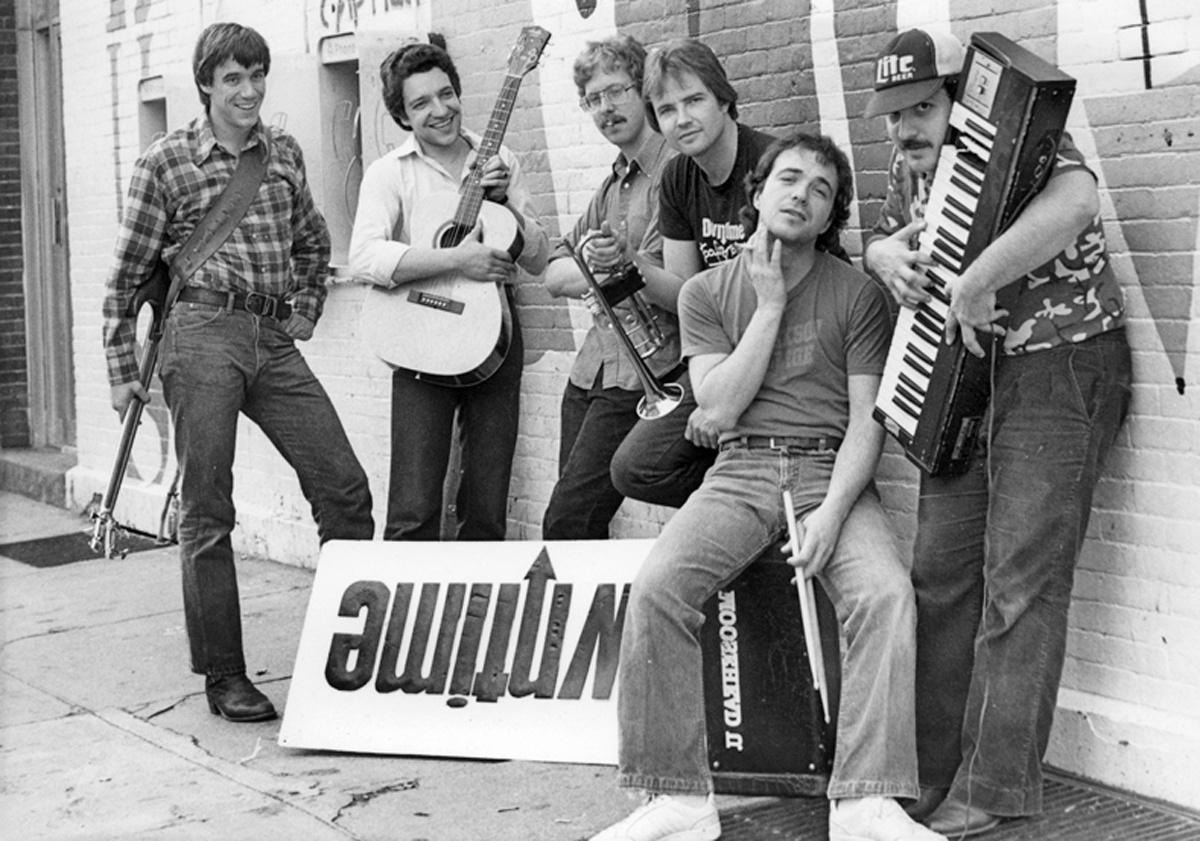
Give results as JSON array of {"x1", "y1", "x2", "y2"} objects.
[
  {"x1": 193, "y1": 22, "x2": 271, "y2": 108},
  {"x1": 573, "y1": 35, "x2": 647, "y2": 98},
  {"x1": 740, "y1": 132, "x2": 854, "y2": 255},
  {"x1": 642, "y1": 38, "x2": 738, "y2": 133},
  {"x1": 380, "y1": 40, "x2": 461, "y2": 131}
]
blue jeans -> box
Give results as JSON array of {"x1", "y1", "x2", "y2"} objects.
[
  {"x1": 913, "y1": 328, "x2": 1131, "y2": 815},
  {"x1": 160, "y1": 302, "x2": 374, "y2": 678},
  {"x1": 618, "y1": 445, "x2": 919, "y2": 800},
  {"x1": 385, "y1": 303, "x2": 523, "y2": 540},
  {"x1": 609, "y1": 370, "x2": 717, "y2": 508},
  {"x1": 542, "y1": 372, "x2": 644, "y2": 540}
]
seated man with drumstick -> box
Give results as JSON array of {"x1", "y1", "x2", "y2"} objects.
[{"x1": 587, "y1": 131, "x2": 943, "y2": 841}]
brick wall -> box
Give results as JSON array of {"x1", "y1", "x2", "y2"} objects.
[
  {"x1": 56, "y1": 0, "x2": 1199, "y2": 807},
  {"x1": 0, "y1": 0, "x2": 30, "y2": 448}
]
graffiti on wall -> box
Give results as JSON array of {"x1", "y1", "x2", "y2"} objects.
[{"x1": 318, "y1": 0, "x2": 424, "y2": 32}]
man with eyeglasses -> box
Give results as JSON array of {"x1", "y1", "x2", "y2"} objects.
[
  {"x1": 541, "y1": 35, "x2": 682, "y2": 540},
  {"x1": 608, "y1": 38, "x2": 779, "y2": 510}
]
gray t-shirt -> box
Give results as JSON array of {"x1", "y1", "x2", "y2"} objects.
[{"x1": 679, "y1": 249, "x2": 892, "y2": 441}]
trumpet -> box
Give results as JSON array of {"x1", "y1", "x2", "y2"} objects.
[{"x1": 571, "y1": 232, "x2": 684, "y2": 420}]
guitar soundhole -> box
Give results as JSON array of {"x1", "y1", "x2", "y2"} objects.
[{"x1": 437, "y1": 222, "x2": 473, "y2": 249}]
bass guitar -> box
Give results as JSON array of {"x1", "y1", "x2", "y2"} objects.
[{"x1": 361, "y1": 25, "x2": 551, "y2": 386}]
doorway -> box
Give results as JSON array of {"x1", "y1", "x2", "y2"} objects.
[{"x1": 18, "y1": 2, "x2": 75, "y2": 449}]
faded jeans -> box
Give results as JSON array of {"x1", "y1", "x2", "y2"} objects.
[
  {"x1": 160, "y1": 302, "x2": 374, "y2": 677},
  {"x1": 617, "y1": 445, "x2": 919, "y2": 800},
  {"x1": 913, "y1": 328, "x2": 1132, "y2": 815}
]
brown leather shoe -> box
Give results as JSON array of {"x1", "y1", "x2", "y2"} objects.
[
  {"x1": 205, "y1": 674, "x2": 277, "y2": 722},
  {"x1": 927, "y1": 797, "x2": 1001, "y2": 837}
]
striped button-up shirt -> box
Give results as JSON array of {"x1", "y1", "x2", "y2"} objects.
[{"x1": 102, "y1": 115, "x2": 330, "y2": 385}]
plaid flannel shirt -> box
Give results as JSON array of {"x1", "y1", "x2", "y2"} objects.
[{"x1": 102, "y1": 115, "x2": 331, "y2": 386}]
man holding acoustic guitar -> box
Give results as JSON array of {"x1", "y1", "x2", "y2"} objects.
[{"x1": 350, "y1": 35, "x2": 549, "y2": 541}]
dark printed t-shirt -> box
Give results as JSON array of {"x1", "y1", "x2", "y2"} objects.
[{"x1": 658, "y1": 123, "x2": 775, "y2": 268}]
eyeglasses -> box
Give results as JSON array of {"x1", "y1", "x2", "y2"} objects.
[{"x1": 579, "y1": 83, "x2": 638, "y2": 113}]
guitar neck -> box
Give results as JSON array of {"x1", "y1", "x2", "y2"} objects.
[{"x1": 455, "y1": 74, "x2": 523, "y2": 228}]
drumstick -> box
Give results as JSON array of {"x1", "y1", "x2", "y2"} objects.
[
  {"x1": 782, "y1": 489, "x2": 831, "y2": 724},
  {"x1": 804, "y1": 580, "x2": 830, "y2": 725}
]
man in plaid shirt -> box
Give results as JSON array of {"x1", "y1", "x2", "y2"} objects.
[{"x1": 103, "y1": 22, "x2": 374, "y2": 723}]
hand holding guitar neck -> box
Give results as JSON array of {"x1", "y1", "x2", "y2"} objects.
[
  {"x1": 475, "y1": 155, "x2": 511, "y2": 204},
  {"x1": 110, "y1": 380, "x2": 150, "y2": 417}
]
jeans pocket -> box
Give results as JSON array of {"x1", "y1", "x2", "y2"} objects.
[
  {"x1": 171, "y1": 302, "x2": 226, "y2": 332},
  {"x1": 161, "y1": 304, "x2": 229, "y2": 383},
  {"x1": 1068, "y1": 334, "x2": 1132, "y2": 427}
]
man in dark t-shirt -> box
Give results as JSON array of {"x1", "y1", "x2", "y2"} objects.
[
  {"x1": 609, "y1": 39, "x2": 775, "y2": 508},
  {"x1": 657, "y1": 121, "x2": 775, "y2": 271}
]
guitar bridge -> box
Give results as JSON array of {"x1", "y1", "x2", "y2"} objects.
[{"x1": 407, "y1": 290, "x2": 465, "y2": 315}]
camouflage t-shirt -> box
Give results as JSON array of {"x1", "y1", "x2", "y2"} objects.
[{"x1": 868, "y1": 132, "x2": 1124, "y2": 354}]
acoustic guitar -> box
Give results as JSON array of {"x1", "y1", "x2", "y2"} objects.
[{"x1": 362, "y1": 26, "x2": 551, "y2": 387}]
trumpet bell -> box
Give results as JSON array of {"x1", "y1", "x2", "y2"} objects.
[{"x1": 637, "y1": 380, "x2": 685, "y2": 420}]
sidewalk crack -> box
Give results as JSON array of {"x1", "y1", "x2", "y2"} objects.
[{"x1": 332, "y1": 778, "x2": 421, "y2": 824}]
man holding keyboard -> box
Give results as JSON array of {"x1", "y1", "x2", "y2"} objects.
[{"x1": 863, "y1": 27, "x2": 1131, "y2": 836}]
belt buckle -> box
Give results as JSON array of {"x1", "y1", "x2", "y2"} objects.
[
  {"x1": 769, "y1": 436, "x2": 820, "y2": 452},
  {"x1": 243, "y1": 292, "x2": 276, "y2": 318}
]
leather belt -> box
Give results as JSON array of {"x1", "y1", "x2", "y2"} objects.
[
  {"x1": 177, "y1": 286, "x2": 293, "y2": 321},
  {"x1": 720, "y1": 435, "x2": 842, "y2": 453}
]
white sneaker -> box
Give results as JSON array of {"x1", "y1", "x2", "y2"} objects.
[
  {"x1": 589, "y1": 793, "x2": 721, "y2": 841},
  {"x1": 829, "y1": 797, "x2": 948, "y2": 841}
]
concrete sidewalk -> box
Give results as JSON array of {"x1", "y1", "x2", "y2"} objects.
[
  {"x1": 0, "y1": 491, "x2": 773, "y2": 841},
  {"x1": 7, "y1": 491, "x2": 1199, "y2": 841}
]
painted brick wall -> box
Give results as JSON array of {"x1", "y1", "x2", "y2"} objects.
[
  {"x1": 0, "y1": 0, "x2": 30, "y2": 448},
  {"x1": 56, "y1": 0, "x2": 1199, "y2": 808}
]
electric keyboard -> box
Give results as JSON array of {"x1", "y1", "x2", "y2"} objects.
[{"x1": 874, "y1": 32, "x2": 1076, "y2": 476}]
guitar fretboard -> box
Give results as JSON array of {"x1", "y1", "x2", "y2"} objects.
[{"x1": 452, "y1": 75, "x2": 523, "y2": 234}]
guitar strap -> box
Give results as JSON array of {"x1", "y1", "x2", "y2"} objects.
[{"x1": 161, "y1": 133, "x2": 272, "y2": 310}]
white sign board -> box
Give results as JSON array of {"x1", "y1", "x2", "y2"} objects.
[{"x1": 279, "y1": 539, "x2": 654, "y2": 764}]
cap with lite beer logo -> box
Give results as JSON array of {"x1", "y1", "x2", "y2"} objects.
[{"x1": 864, "y1": 28, "x2": 965, "y2": 118}]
